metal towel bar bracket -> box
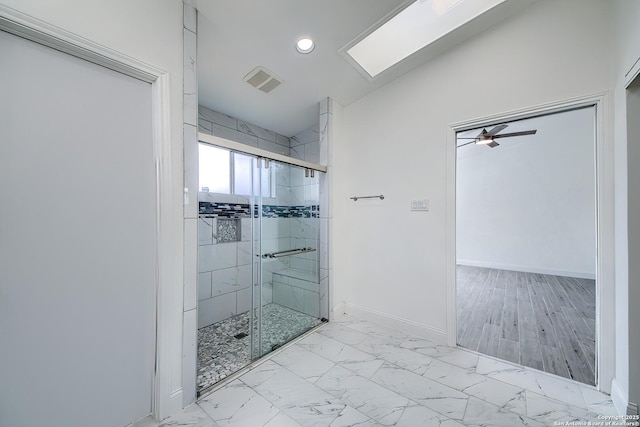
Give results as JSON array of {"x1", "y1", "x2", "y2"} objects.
[{"x1": 350, "y1": 195, "x2": 384, "y2": 201}]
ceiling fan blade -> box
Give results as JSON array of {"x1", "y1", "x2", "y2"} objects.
[
  {"x1": 487, "y1": 141, "x2": 500, "y2": 148},
  {"x1": 492, "y1": 129, "x2": 537, "y2": 139},
  {"x1": 456, "y1": 140, "x2": 476, "y2": 148},
  {"x1": 485, "y1": 124, "x2": 508, "y2": 136}
]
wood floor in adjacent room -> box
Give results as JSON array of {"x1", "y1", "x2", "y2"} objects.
[{"x1": 456, "y1": 265, "x2": 596, "y2": 386}]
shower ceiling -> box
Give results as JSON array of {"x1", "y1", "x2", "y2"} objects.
[{"x1": 196, "y1": 0, "x2": 536, "y2": 137}]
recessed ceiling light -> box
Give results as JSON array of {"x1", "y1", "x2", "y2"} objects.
[{"x1": 296, "y1": 38, "x2": 315, "y2": 54}]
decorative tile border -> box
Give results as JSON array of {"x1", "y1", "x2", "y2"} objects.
[{"x1": 199, "y1": 202, "x2": 319, "y2": 218}]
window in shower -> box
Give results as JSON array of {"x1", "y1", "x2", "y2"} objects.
[{"x1": 198, "y1": 143, "x2": 274, "y2": 196}]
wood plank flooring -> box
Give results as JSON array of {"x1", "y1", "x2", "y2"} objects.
[{"x1": 457, "y1": 265, "x2": 596, "y2": 385}]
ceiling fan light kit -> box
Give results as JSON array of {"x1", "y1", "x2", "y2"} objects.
[{"x1": 457, "y1": 124, "x2": 537, "y2": 149}]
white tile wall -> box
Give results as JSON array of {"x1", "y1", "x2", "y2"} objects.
[
  {"x1": 272, "y1": 269, "x2": 320, "y2": 317},
  {"x1": 236, "y1": 287, "x2": 252, "y2": 314},
  {"x1": 183, "y1": 6, "x2": 199, "y2": 406},
  {"x1": 198, "y1": 272, "x2": 212, "y2": 300},
  {"x1": 212, "y1": 124, "x2": 258, "y2": 147},
  {"x1": 199, "y1": 107, "x2": 237, "y2": 129},
  {"x1": 198, "y1": 243, "x2": 237, "y2": 272},
  {"x1": 211, "y1": 266, "x2": 251, "y2": 295},
  {"x1": 238, "y1": 120, "x2": 276, "y2": 142},
  {"x1": 197, "y1": 105, "x2": 290, "y2": 156},
  {"x1": 237, "y1": 241, "x2": 252, "y2": 265},
  {"x1": 182, "y1": 308, "x2": 197, "y2": 404},
  {"x1": 184, "y1": 124, "x2": 199, "y2": 218},
  {"x1": 198, "y1": 217, "x2": 214, "y2": 245},
  {"x1": 184, "y1": 218, "x2": 198, "y2": 311},
  {"x1": 198, "y1": 292, "x2": 236, "y2": 328},
  {"x1": 258, "y1": 138, "x2": 289, "y2": 156}
]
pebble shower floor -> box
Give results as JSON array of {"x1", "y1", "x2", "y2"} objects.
[{"x1": 197, "y1": 303, "x2": 322, "y2": 393}]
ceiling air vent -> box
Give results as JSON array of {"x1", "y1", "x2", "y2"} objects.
[{"x1": 243, "y1": 66, "x2": 283, "y2": 93}]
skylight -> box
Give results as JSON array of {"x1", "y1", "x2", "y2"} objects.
[{"x1": 345, "y1": 0, "x2": 506, "y2": 78}]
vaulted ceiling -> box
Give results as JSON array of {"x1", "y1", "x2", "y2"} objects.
[{"x1": 196, "y1": 0, "x2": 536, "y2": 136}]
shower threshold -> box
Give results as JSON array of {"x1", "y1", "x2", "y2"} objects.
[{"x1": 197, "y1": 303, "x2": 322, "y2": 393}]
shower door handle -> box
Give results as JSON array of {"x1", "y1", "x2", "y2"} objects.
[{"x1": 260, "y1": 247, "x2": 316, "y2": 259}]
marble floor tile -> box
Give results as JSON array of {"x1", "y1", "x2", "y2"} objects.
[
  {"x1": 371, "y1": 363, "x2": 469, "y2": 420},
  {"x1": 462, "y1": 397, "x2": 545, "y2": 427},
  {"x1": 316, "y1": 365, "x2": 411, "y2": 425},
  {"x1": 160, "y1": 315, "x2": 619, "y2": 427},
  {"x1": 580, "y1": 386, "x2": 619, "y2": 416},
  {"x1": 355, "y1": 338, "x2": 436, "y2": 375},
  {"x1": 328, "y1": 406, "x2": 379, "y2": 427},
  {"x1": 395, "y1": 404, "x2": 465, "y2": 427},
  {"x1": 263, "y1": 412, "x2": 301, "y2": 427},
  {"x1": 271, "y1": 344, "x2": 335, "y2": 383},
  {"x1": 155, "y1": 404, "x2": 218, "y2": 427},
  {"x1": 297, "y1": 335, "x2": 383, "y2": 377},
  {"x1": 317, "y1": 324, "x2": 371, "y2": 345},
  {"x1": 524, "y1": 391, "x2": 601, "y2": 424},
  {"x1": 198, "y1": 379, "x2": 280, "y2": 426},
  {"x1": 462, "y1": 377, "x2": 526, "y2": 414},
  {"x1": 421, "y1": 358, "x2": 487, "y2": 391},
  {"x1": 475, "y1": 354, "x2": 588, "y2": 409},
  {"x1": 250, "y1": 363, "x2": 346, "y2": 426}
]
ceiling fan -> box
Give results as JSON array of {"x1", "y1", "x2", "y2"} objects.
[{"x1": 457, "y1": 124, "x2": 537, "y2": 148}]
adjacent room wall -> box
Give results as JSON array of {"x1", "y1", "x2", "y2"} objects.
[
  {"x1": 456, "y1": 108, "x2": 596, "y2": 279},
  {"x1": 334, "y1": 0, "x2": 615, "y2": 343}
]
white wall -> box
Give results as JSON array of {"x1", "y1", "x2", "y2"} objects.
[
  {"x1": 0, "y1": 0, "x2": 185, "y2": 420},
  {"x1": 456, "y1": 108, "x2": 596, "y2": 278},
  {"x1": 613, "y1": 0, "x2": 640, "y2": 414},
  {"x1": 334, "y1": 0, "x2": 615, "y2": 342}
]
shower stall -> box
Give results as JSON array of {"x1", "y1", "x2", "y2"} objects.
[{"x1": 196, "y1": 135, "x2": 327, "y2": 393}]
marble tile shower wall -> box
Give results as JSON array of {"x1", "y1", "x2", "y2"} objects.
[
  {"x1": 290, "y1": 123, "x2": 320, "y2": 164},
  {"x1": 197, "y1": 195, "x2": 254, "y2": 329},
  {"x1": 197, "y1": 194, "x2": 319, "y2": 328},
  {"x1": 196, "y1": 103, "x2": 326, "y2": 327},
  {"x1": 198, "y1": 105, "x2": 291, "y2": 156}
]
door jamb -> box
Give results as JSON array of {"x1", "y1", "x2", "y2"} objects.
[{"x1": 445, "y1": 93, "x2": 614, "y2": 393}]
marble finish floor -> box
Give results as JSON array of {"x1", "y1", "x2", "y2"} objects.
[
  {"x1": 198, "y1": 303, "x2": 322, "y2": 393},
  {"x1": 152, "y1": 314, "x2": 617, "y2": 426}
]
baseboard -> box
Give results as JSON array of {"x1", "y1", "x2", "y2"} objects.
[
  {"x1": 331, "y1": 302, "x2": 346, "y2": 321},
  {"x1": 157, "y1": 388, "x2": 183, "y2": 421},
  {"x1": 342, "y1": 302, "x2": 447, "y2": 345},
  {"x1": 610, "y1": 378, "x2": 638, "y2": 415},
  {"x1": 456, "y1": 259, "x2": 596, "y2": 280}
]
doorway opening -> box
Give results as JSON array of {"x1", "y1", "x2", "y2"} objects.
[
  {"x1": 196, "y1": 141, "x2": 326, "y2": 395},
  {"x1": 455, "y1": 106, "x2": 597, "y2": 386}
]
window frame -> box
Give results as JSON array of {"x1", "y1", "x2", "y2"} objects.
[{"x1": 199, "y1": 143, "x2": 275, "y2": 198}]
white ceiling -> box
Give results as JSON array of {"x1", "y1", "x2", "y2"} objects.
[{"x1": 195, "y1": 0, "x2": 535, "y2": 137}]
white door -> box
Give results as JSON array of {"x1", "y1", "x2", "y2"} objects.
[{"x1": 0, "y1": 29, "x2": 156, "y2": 426}]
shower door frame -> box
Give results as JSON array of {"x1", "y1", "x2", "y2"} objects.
[
  {"x1": 196, "y1": 132, "x2": 327, "y2": 390},
  {"x1": 199, "y1": 133, "x2": 327, "y2": 174}
]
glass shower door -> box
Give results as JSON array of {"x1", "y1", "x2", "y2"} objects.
[{"x1": 255, "y1": 159, "x2": 323, "y2": 357}]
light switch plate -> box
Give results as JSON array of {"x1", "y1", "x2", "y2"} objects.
[{"x1": 411, "y1": 199, "x2": 429, "y2": 211}]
